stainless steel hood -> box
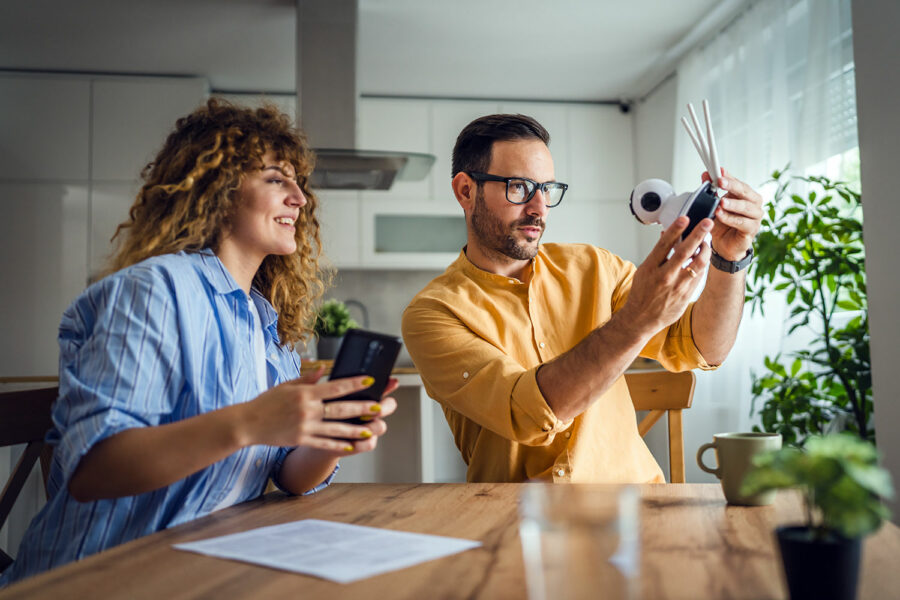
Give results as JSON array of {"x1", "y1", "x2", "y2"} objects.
[{"x1": 297, "y1": 0, "x2": 434, "y2": 190}]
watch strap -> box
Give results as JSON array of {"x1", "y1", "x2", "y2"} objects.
[{"x1": 710, "y1": 247, "x2": 753, "y2": 273}]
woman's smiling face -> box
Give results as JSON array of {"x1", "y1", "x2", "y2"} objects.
[{"x1": 225, "y1": 151, "x2": 307, "y2": 263}]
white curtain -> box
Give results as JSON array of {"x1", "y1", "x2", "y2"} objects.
[{"x1": 672, "y1": 0, "x2": 856, "y2": 482}]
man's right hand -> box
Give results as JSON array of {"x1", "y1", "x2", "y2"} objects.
[{"x1": 620, "y1": 215, "x2": 712, "y2": 334}]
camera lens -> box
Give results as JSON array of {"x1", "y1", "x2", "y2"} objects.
[{"x1": 641, "y1": 192, "x2": 661, "y2": 212}]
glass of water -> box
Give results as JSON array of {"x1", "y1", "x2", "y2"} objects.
[{"x1": 519, "y1": 484, "x2": 640, "y2": 600}]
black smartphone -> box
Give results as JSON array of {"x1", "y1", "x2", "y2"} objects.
[{"x1": 325, "y1": 329, "x2": 402, "y2": 425}]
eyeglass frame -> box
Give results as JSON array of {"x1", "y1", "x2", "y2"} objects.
[{"x1": 465, "y1": 171, "x2": 568, "y2": 207}]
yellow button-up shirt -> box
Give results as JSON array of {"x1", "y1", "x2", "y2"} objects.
[{"x1": 402, "y1": 243, "x2": 715, "y2": 484}]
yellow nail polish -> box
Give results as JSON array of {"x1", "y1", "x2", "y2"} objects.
[
  {"x1": 359, "y1": 430, "x2": 373, "y2": 439},
  {"x1": 370, "y1": 404, "x2": 382, "y2": 413},
  {"x1": 361, "y1": 376, "x2": 375, "y2": 387},
  {"x1": 359, "y1": 416, "x2": 374, "y2": 422},
  {"x1": 344, "y1": 445, "x2": 355, "y2": 452}
]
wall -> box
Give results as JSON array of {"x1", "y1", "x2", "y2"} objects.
[{"x1": 851, "y1": 0, "x2": 900, "y2": 520}]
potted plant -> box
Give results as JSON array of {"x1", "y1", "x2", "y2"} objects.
[
  {"x1": 746, "y1": 167, "x2": 871, "y2": 445},
  {"x1": 741, "y1": 433, "x2": 894, "y2": 600},
  {"x1": 314, "y1": 299, "x2": 359, "y2": 360}
]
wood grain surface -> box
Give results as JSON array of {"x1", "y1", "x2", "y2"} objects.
[{"x1": 2, "y1": 484, "x2": 898, "y2": 599}]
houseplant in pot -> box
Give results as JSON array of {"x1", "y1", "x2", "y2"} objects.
[
  {"x1": 313, "y1": 299, "x2": 358, "y2": 360},
  {"x1": 741, "y1": 433, "x2": 893, "y2": 600}
]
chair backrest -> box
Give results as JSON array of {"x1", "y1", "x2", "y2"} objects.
[
  {"x1": 0, "y1": 386, "x2": 56, "y2": 572},
  {"x1": 625, "y1": 371, "x2": 695, "y2": 484}
]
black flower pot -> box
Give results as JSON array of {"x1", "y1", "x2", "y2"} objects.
[
  {"x1": 316, "y1": 335, "x2": 343, "y2": 360},
  {"x1": 776, "y1": 525, "x2": 862, "y2": 600}
]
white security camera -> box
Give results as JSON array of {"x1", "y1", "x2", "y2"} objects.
[
  {"x1": 629, "y1": 179, "x2": 719, "y2": 238},
  {"x1": 630, "y1": 99, "x2": 723, "y2": 238}
]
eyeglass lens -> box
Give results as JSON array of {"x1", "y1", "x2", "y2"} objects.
[{"x1": 507, "y1": 179, "x2": 565, "y2": 206}]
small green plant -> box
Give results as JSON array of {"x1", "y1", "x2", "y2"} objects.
[
  {"x1": 314, "y1": 299, "x2": 358, "y2": 338},
  {"x1": 741, "y1": 433, "x2": 893, "y2": 539},
  {"x1": 746, "y1": 167, "x2": 871, "y2": 445}
]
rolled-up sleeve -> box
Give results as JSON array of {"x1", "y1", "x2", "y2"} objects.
[
  {"x1": 53, "y1": 268, "x2": 183, "y2": 485},
  {"x1": 402, "y1": 301, "x2": 567, "y2": 446}
]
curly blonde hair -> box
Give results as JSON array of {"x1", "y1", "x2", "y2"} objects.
[{"x1": 107, "y1": 97, "x2": 331, "y2": 347}]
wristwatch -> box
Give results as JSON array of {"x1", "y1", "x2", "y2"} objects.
[{"x1": 710, "y1": 247, "x2": 753, "y2": 273}]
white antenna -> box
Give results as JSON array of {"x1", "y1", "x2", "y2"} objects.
[{"x1": 680, "y1": 99, "x2": 722, "y2": 192}]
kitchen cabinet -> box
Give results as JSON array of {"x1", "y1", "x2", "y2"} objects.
[
  {"x1": 568, "y1": 104, "x2": 635, "y2": 203},
  {"x1": 0, "y1": 75, "x2": 90, "y2": 181},
  {"x1": 91, "y1": 77, "x2": 208, "y2": 182},
  {"x1": 0, "y1": 183, "x2": 89, "y2": 376},
  {"x1": 90, "y1": 181, "x2": 141, "y2": 277},
  {"x1": 359, "y1": 199, "x2": 465, "y2": 268},
  {"x1": 429, "y1": 99, "x2": 502, "y2": 201},
  {"x1": 317, "y1": 189, "x2": 362, "y2": 268},
  {"x1": 358, "y1": 98, "x2": 432, "y2": 201}
]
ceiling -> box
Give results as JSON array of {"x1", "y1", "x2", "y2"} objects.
[{"x1": 0, "y1": 0, "x2": 738, "y2": 102}]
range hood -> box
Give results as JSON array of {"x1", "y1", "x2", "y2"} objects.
[{"x1": 297, "y1": 0, "x2": 434, "y2": 190}]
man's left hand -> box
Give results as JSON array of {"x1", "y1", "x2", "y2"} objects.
[{"x1": 703, "y1": 169, "x2": 764, "y2": 261}]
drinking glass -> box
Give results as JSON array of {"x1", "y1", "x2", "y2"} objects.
[{"x1": 519, "y1": 484, "x2": 640, "y2": 600}]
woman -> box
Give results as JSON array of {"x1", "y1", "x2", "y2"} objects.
[{"x1": 0, "y1": 99, "x2": 397, "y2": 584}]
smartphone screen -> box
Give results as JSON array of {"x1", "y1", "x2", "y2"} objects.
[{"x1": 326, "y1": 329, "x2": 402, "y2": 423}]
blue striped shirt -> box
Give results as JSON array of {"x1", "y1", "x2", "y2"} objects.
[{"x1": 1, "y1": 249, "x2": 334, "y2": 585}]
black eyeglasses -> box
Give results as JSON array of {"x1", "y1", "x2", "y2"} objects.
[{"x1": 466, "y1": 172, "x2": 568, "y2": 208}]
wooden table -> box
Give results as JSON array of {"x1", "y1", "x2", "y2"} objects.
[{"x1": 2, "y1": 484, "x2": 898, "y2": 599}]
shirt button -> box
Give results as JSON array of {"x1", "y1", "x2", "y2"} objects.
[
  {"x1": 268, "y1": 352, "x2": 277, "y2": 361},
  {"x1": 508, "y1": 279, "x2": 516, "y2": 284},
  {"x1": 556, "y1": 469, "x2": 565, "y2": 477},
  {"x1": 565, "y1": 431, "x2": 571, "y2": 439},
  {"x1": 539, "y1": 342, "x2": 545, "y2": 348},
  {"x1": 542, "y1": 425, "x2": 551, "y2": 432},
  {"x1": 463, "y1": 371, "x2": 469, "y2": 379}
]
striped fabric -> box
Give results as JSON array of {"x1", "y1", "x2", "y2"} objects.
[{"x1": 0, "y1": 249, "x2": 334, "y2": 585}]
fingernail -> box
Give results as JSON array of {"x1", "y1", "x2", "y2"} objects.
[
  {"x1": 361, "y1": 376, "x2": 375, "y2": 387},
  {"x1": 369, "y1": 404, "x2": 382, "y2": 413},
  {"x1": 359, "y1": 415, "x2": 374, "y2": 422},
  {"x1": 701, "y1": 220, "x2": 713, "y2": 231},
  {"x1": 359, "y1": 430, "x2": 373, "y2": 439},
  {"x1": 344, "y1": 445, "x2": 355, "y2": 452},
  {"x1": 719, "y1": 198, "x2": 728, "y2": 208},
  {"x1": 719, "y1": 178, "x2": 729, "y2": 189}
]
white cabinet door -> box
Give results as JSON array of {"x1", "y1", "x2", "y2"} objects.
[
  {"x1": 359, "y1": 98, "x2": 431, "y2": 201},
  {"x1": 360, "y1": 200, "x2": 465, "y2": 269},
  {"x1": 90, "y1": 181, "x2": 141, "y2": 277},
  {"x1": 568, "y1": 105, "x2": 635, "y2": 203},
  {"x1": 542, "y1": 203, "x2": 642, "y2": 265},
  {"x1": 0, "y1": 76, "x2": 90, "y2": 181},
  {"x1": 317, "y1": 190, "x2": 362, "y2": 268},
  {"x1": 91, "y1": 77, "x2": 208, "y2": 182},
  {"x1": 0, "y1": 183, "x2": 89, "y2": 376},
  {"x1": 498, "y1": 101, "x2": 569, "y2": 186},
  {"x1": 430, "y1": 100, "x2": 500, "y2": 201}
]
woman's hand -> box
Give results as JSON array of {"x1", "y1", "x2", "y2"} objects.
[{"x1": 236, "y1": 371, "x2": 398, "y2": 455}]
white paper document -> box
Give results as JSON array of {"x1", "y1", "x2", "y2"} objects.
[{"x1": 173, "y1": 519, "x2": 481, "y2": 583}]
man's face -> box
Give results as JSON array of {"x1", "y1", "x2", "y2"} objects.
[{"x1": 469, "y1": 139, "x2": 555, "y2": 261}]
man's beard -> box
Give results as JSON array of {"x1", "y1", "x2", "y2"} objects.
[{"x1": 470, "y1": 189, "x2": 544, "y2": 261}]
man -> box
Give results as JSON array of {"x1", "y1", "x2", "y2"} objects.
[{"x1": 401, "y1": 114, "x2": 762, "y2": 483}]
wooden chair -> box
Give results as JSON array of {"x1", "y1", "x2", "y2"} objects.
[
  {"x1": 626, "y1": 371, "x2": 695, "y2": 483},
  {"x1": 0, "y1": 386, "x2": 57, "y2": 572}
]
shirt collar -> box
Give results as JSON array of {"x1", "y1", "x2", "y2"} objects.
[
  {"x1": 453, "y1": 246, "x2": 542, "y2": 286},
  {"x1": 192, "y1": 249, "x2": 244, "y2": 296},
  {"x1": 191, "y1": 250, "x2": 282, "y2": 342}
]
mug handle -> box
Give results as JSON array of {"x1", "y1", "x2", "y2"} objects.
[{"x1": 696, "y1": 442, "x2": 720, "y2": 477}]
